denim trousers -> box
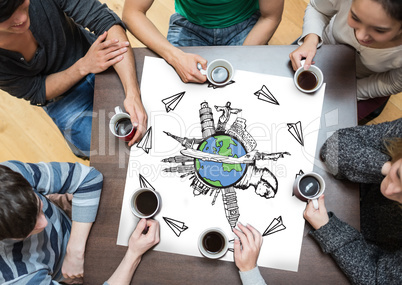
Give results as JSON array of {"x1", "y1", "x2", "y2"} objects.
[
  {"x1": 43, "y1": 73, "x2": 95, "y2": 158},
  {"x1": 167, "y1": 12, "x2": 261, "y2": 46}
]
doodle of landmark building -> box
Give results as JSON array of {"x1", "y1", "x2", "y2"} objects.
[
  {"x1": 199, "y1": 102, "x2": 216, "y2": 138},
  {"x1": 222, "y1": 187, "x2": 240, "y2": 228},
  {"x1": 190, "y1": 177, "x2": 213, "y2": 196},
  {"x1": 163, "y1": 131, "x2": 203, "y2": 148},
  {"x1": 227, "y1": 118, "x2": 257, "y2": 152}
]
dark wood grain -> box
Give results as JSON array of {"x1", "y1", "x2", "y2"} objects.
[{"x1": 85, "y1": 45, "x2": 358, "y2": 285}]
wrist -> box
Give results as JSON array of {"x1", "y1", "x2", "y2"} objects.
[
  {"x1": 304, "y1": 34, "x2": 320, "y2": 46},
  {"x1": 164, "y1": 47, "x2": 185, "y2": 67},
  {"x1": 76, "y1": 58, "x2": 89, "y2": 77}
]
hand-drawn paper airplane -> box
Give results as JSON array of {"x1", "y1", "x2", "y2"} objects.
[
  {"x1": 295, "y1": 169, "x2": 304, "y2": 179},
  {"x1": 293, "y1": 170, "x2": 304, "y2": 197},
  {"x1": 137, "y1": 127, "x2": 152, "y2": 153},
  {"x1": 161, "y1": 91, "x2": 185, "y2": 112},
  {"x1": 263, "y1": 216, "x2": 286, "y2": 236},
  {"x1": 287, "y1": 121, "x2": 304, "y2": 146},
  {"x1": 163, "y1": 217, "x2": 188, "y2": 237},
  {"x1": 254, "y1": 85, "x2": 279, "y2": 105},
  {"x1": 139, "y1": 174, "x2": 155, "y2": 190}
]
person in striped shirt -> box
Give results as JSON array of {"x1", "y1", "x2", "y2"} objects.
[{"x1": 0, "y1": 161, "x2": 160, "y2": 284}]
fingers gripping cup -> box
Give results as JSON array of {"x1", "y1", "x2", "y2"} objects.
[
  {"x1": 109, "y1": 106, "x2": 135, "y2": 142},
  {"x1": 130, "y1": 188, "x2": 161, "y2": 219},
  {"x1": 198, "y1": 227, "x2": 231, "y2": 259},
  {"x1": 294, "y1": 63, "x2": 324, "y2": 93},
  {"x1": 293, "y1": 172, "x2": 325, "y2": 209},
  {"x1": 198, "y1": 59, "x2": 234, "y2": 87}
]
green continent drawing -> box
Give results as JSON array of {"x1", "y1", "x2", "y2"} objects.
[{"x1": 195, "y1": 134, "x2": 247, "y2": 188}]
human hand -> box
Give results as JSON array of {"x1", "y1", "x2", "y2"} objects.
[
  {"x1": 127, "y1": 218, "x2": 160, "y2": 259},
  {"x1": 124, "y1": 94, "x2": 148, "y2": 146},
  {"x1": 233, "y1": 223, "x2": 263, "y2": 272},
  {"x1": 303, "y1": 195, "x2": 329, "y2": 230},
  {"x1": 170, "y1": 51, "x2": 207, "y2": 83},
  {"x1": 61, "y1": 247, "x2": 84, "y2": 280},
  {"x1": 289, "y1": 34, "x2": 319, "y2": 71},
  {"x1": 79, "y1": 31, "x2": 129, "y2": 76}
]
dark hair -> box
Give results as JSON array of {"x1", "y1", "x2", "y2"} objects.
[
  {"x1": 0, "y1": 165, "x2": 38, "y2": 240},
  {"x1": 372, "y1": 0, "x2": 402, "y2": 21},
  {"x1": 0, "y1": 0, "x2": 25, "y2": 22}
]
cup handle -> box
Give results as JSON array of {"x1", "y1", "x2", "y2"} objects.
[
  {"x1": 115, "y1": 106, "x2": 123, "y2": 114},
  {"x1": 312, "y1": 198, "x2": 319, "y2": 210},
  {"x1": 197, "y1": 63, "x2": 207, "y2": 75}
]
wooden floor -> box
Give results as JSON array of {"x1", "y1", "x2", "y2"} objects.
[{"x1": 0, "y1": 0, "x2": 401, "y2": 164}]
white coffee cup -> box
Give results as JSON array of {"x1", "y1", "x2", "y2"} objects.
[
  {"x1": 109, "y1": 106, "x2": 135, "y2": 142},
  {"x1": 130, "y1": 187, "x2": 161, "y2": 219},
  {"x1": 198, "y1": 59, "x2": 234, "y2": 87},
  {"x1": 293, "y1": 172, "x2": 325, "y2": 209},
  {"x1": 198, "y1": 227, "x2": 232, "y2": 259},
  {"x1": 294, "y1": 61, "x2": 324, "y2": 93}
]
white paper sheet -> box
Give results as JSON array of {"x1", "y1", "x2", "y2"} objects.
[{"x1": 117, "y1": 56, "x2": 326, "y2": 272}]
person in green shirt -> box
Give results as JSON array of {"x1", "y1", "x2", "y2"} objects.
[{"x1": 122, "y1": 0, "x2": 284, "y2": 84}]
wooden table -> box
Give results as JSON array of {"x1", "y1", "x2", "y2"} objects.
[{"x1": 85, "y1": 45, "x2": 358, "y2": 284}]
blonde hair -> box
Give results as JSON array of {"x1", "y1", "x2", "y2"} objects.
[
  {"x1": 384, "y1": 138, "x2": 402, "y2": 163},
  {"x1": 384, "y1": 138, "x2": 402, "y2": 207}
]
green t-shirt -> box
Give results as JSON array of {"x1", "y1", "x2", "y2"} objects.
[{"x1": 175, "y1": 0, "x2": 259, "y2": 28}]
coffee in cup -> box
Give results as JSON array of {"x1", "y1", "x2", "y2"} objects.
[
  {"x1": 130, "y1": 188, "x2": 161, "y2": 219},
  {"x1": 293, "y1": 172, "x2": 325, "y2": 209},
  {"x1": 198, "y1": 59, "x2": 234, "y2": 87},
  {"x1": 109, "y1": 106, "x2": 135, "y2": 142},
  {"x1": 293, "y1": 63, "x2": 324, "y2": 93},
  {"x1": 198, "y1": 227, "x2": 231, "y2": 259}
]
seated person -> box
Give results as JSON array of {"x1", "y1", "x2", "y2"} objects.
[
  {"x1": 0, "y1": 0, "x2": 147, "y2": 158},
  {"x1": 0, "y1": 161, "x2": 159, "y2": 284},
  {"x1": 122, "y1": 0, "x2": 284, "y2": 83},
  {"x1": 233, "y1": 223, "x2": 267, "y2": 285},
  {"x1": 289, "y1": 0, "x2": 402, "y2": 121},
  {"x1": 303, "y1": 118, "x2": 402, "y2": 284}
]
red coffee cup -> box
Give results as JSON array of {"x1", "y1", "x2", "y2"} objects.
[{"x1": 109, "y1": 106, "x2": 135, "y2": 142}]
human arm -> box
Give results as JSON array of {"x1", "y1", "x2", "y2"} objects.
[
  {"x1": 242, "y1": 0, "x2": 284, "y2": 46},
  {"x1": 122, "y1": 0, "x2": 207, "y2": 84},
  {"x1": 104, "y1": 24, "x2": 147, "y2": 145},
  {"x1": 304, "y1": 196, "x2": 402, "y2": 284},
  {"x1": 61, "y1": 221, "x2": 93, "y2": 280},
  {"x1": 105, "y1": 219, "x2": 160, "y2": 285},
  {"x1": 44, "y1": 31, "x2": 128, "y2": 101},
  {"x1": 357, "y1": 68, "x2": 402, "y2": 100},
  {"x1": 289, "y1": 0, "x2": 339, "y2": 70},
  {"x1": 233, "y1": 223, "x2": 267, "y2": 285},
  {"x1": 319, "y1": 119, "x2": 402, "y2": 183}
]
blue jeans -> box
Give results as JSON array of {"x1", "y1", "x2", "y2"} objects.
[
  {"x1": 167, "y1": 12, "x2": 261, "y2": 46},
  {"x1": 43, "y1": 74, "x2": 94, "y2": 158}
]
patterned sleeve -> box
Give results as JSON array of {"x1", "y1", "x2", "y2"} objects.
[
  {"x1": 319, "y1": 118, "x2": 402, "y2": 183},
  {"x1": 0, "y1": 161, "x2": 103, "y2": 223},
  {"x1": 310, "y1": 213, "x2": 402, "y2": 284}
]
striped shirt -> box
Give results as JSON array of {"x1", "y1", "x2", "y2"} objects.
[{"x1": 0, "y1": 161, "x2": 103, "y2": 284}]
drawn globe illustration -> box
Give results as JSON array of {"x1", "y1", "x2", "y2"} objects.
[{"x1": 195, "y1": 134, "x2": 247, "y2": 188}]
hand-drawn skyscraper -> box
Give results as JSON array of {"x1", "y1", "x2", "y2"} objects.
[{"x1": 199, "y1": 102, "x2": 216, "y2": 138}]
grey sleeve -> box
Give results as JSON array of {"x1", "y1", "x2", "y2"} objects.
[
  {"x1": 310, "y1": 212, "x2": 402, "y2": 285},
  {"x1": 319, "y1": 118, "x2": 402, "y2": 183}
]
